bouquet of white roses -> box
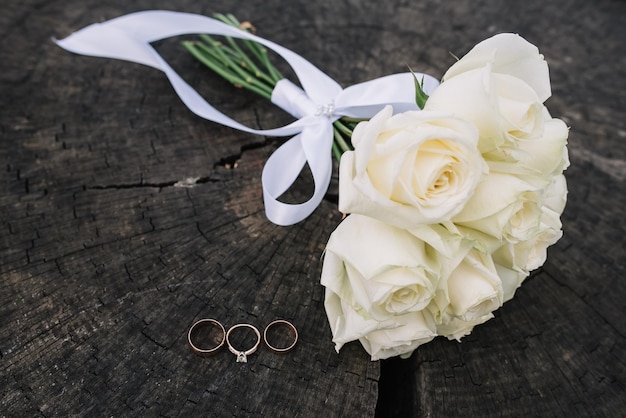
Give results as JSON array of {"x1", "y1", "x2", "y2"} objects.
[
  {"x1": 321, "y1": 34, "x2": 569, "y2": 360},
  {"x1": 55, "y1": 12, "x2": 568, "y2": 361}
]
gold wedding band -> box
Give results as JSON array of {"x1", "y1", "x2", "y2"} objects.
[
  {"x1": 226, "y1": 323, "x2": 261, "y2": 363},
  {"x1": 188, "y1": 319, "x2": 225, "y2": 357},
  {"x1": 263, "y1": 319, "x2": 298, "y2": 353}
]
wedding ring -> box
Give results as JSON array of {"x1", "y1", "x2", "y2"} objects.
[
  {"x1": 188, "y1": 319, "x2": 225, "y2": 356},
  {"x1": 226, "y1": 323, "x2": 261, "y2": 363},
  {"x1": 263, "y1": 320, "x2": 298, "y2": 353}
]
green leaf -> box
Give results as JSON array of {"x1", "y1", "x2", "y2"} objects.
[{"x1": 408, "y1": 66, "x2": 429, "y2": 110}]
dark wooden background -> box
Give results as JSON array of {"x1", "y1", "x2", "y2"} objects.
[{"x1": 1, "y1": 0, "x2": 624, "y2": 416}]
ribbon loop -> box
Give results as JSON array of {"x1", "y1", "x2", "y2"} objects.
[{"x1": 54, "y1": 10, "x2": 439, "y2": 225}]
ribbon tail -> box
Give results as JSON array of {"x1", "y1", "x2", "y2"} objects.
[
  {"x1": 334, "y1": 72, "x2": 440, "y2": 117},
  {"x1": 54, "y1": 10, "x2": 342, "y2": 115},
  {"x1": 262, "y1": 123, "x2": 334, "y2": 226},
  {"x1": 54, "y1": 23, "x2": 310, "y2": 138}
]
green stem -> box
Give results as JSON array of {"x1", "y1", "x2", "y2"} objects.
[
  {"x1": 206, "y1": 31, "x2": 277, "y2": 87},
  {"x1": 333, "y1": 126, "x2": 352, "y2": 154},
  {"x1": 227, "y1": 38, "x2": 277, "y2": 87},
  {"x1": 241, "y1": 37, "x2": 284, "y2": 83},
  {"x1": 214, "y1": 13, "x2": 283, "y2": 83},
  {"x1": 215, "y1": 13, "x2": 239, "y2": 26},
  {"x1": 196, "y1": 35, "x2": 230, "y2": 65},
  {"x1": 203, "y1": 41, "x2": 274, "y2": 97},
  {"x1": 259, "y1": 47, "x2": 284, "y2": 83},
  {"x1": 340, "y1": 117, "x2": 368, "y2": 123},
  {"x1": 196, "y1": 31, "x2": 281, "y2": 94},
  {"x1": 194, "y1": 37, "x2": 275, "y2": 97},
  {"x1": 183, "y1": 41, "x2": 273, "y2": 99},
  {"x1": 332, "y1": 140, "x2": 343, "y2": 163},
  {"x1": 333, "y1": 119, "x2": 353, "y2": 138}
]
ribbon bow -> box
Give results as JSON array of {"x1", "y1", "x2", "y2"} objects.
[{"x1": 55, "y1": 10, "x2": 439, "y2": 225}]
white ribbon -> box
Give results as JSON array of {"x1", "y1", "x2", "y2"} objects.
[{"x1": 54, "y1": 10, "x2": 439, "y2": 225}]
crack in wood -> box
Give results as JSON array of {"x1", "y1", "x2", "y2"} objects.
[
  {"x1": 85, "y1": 176, "x2": 219, "y2": 191},
  {"x1": 214, "y1": 138, "x2": 273, "y2": 169}
]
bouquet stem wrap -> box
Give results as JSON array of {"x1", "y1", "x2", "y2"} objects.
[{"x1": 54, "y1": 10, "x2": 439, "y2": 226}]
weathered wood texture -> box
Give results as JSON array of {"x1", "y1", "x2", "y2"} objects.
[{"x1": 1, "y1": 0, "x2": 624, "y2": 417}]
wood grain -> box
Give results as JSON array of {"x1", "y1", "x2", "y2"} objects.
[{"x1": 1, "y1": 0, "x2": 624, "y2": 416}]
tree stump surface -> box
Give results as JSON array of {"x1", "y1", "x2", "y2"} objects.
[{"x1": 1, "y1": 0, "x2": 624, "y2": 417}]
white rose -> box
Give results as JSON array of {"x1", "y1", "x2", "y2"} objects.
[
  {"x1": 424, "y1": 247, "x2": 502, "y2": 340},
  {"x1": 492, "y1": 261, "x2": 528, "y2": 303},
  {"x1": 436, "y1": 314, "x2": 494, "y2": 342},
  {"x1": 452, "y1": 172, "x2": 544, "y2": 242},
  {"x1": 425, "y1": 66, "x2": 547, "y2": 158},
  {"x1": 491, "y1": 206, "x2": 562, "y2": 302},
  {"x1": 542, "y1": 173, "x2": 568, "y2": 215},
  {"x1": 321, "y1": 214, "x2": 440, "y2": 322},
  {"x1": 524, "y1": 206, "x2": 563, "y2": 271},
  {"x1": 492, "y1": 174, "x2": 567, "y2": 288},
  {"x1": 442, "y1": 33, "x2": 551, "y2": 103},
  {"x1": 491, "y1": 211, "x2": 562, "y2": 299},
  {"x1": 426, "y1": 33, "x2": 570, "y2": 179},
  {"x1": 359, "y1": 311, "x2": 437, "y2": 360},
  {"x1": 324, "y1": 288, "x2": 437, "y2": 360},
  {"x1": 486, "y1": 112, "x2": 569, "y2": 182},
  {"x1": 409, "y1": 225, "x2": 504, "y2": 339},
  {"x1": 507, "y1": 117, "x2": 570, "y2": 178},
  {"x1": 339, "y1": 106, "x2": 487, "y2": 229},
  {"x1": 443, "y1": 248, "x2": 503, "y2": 321}
]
